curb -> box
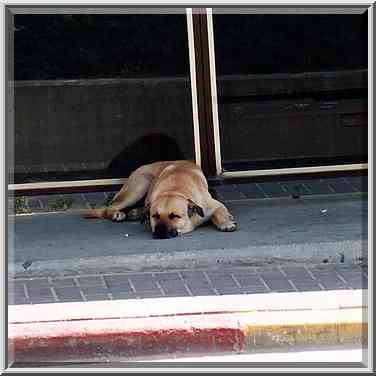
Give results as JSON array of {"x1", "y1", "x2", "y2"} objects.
[
  {"x1": 9, "y1": 239, "x2": 366, "y2": 278},
  {"x1": 8, "y1": 290, "x2": 367, "y2": 363}
]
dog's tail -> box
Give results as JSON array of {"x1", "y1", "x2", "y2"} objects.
[{"x1": 82, "y1": 207, "x2": 108, "y2": 219}]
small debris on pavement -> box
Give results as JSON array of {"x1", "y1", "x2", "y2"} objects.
[
  {"x1": 22, "y1": 260, "x2": 32, "y2": 270},
  {"x1": 321, "y1": 209, "x2": 328, "y2": 213}
]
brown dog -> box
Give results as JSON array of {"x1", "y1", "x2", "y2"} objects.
[{"x1": 84, "y1": 160, "x2": 237, "y2": 239}]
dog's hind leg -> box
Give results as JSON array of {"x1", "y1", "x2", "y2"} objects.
[
  {"x1": 106, "y1": 171, "x2": 154, "y2": 222},
  {"x1": 83, "y1": 165, "x2": 155, "y2": 221}
]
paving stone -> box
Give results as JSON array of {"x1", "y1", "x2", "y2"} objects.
[
  {"x1": 104, "y1": 275, "x2": 132, "y2": 288},
  {"x1": 11, "y1": 282, "x2": 26, "y2": 295},
  {"x1": 163, "y1": 290, "x2": 191, "y2": 297},
  {"x1": 57, "y1": 296, "x2": 84, "y2": 303},
  {"x1": 257, "y1": 182, "x2": 290, "y2": 198},
  {"x1": 188, "y1": 287, "x2": 217, "y2": 296},
  {"x1": 206, "y1": 274, "x2": 237, "y2": 288},
  {"x1": 107, "y1": 284, "x2": 133, "y2": 293},
  {"x1": 236, "y1": 183, "x2": 267, "y2": 199},
  {"x1": 308, "y1": 267, "x2": 343, "y2": 280},
  {"x1": 302, "y1": 180, "x2": 333, "y2": 195},
  {"x1": 77, "y1": 276, "x2": 104, "y2": 287},
  {"x1": 238, "y1": 283, "x2": 268, "y2": 293},
  {"x1": 260, "y1": 277, "x2": 295, "y2": 292},
  {"x1": 83, "y1": 294, "x2": 110, "y2": 302},
  {"x1": 319, "y1": 281, "x2": 347, "y2": 290},
  {"x1": 13, "y1": 296, "x2": 30, "y2": 305},
  {"x1": 8, "y1": 294, "x2": 16, "y2": 304},
  {"x1": 158, "y1": 279, "x2": 187, "y2": 292},
  {"x1": 25, "y1": 278, "x2": 50, "y2": 288},
  {"x1": 281, "y1": 266, "x2": 314, "y2": 280},
  {"x1": 81, "y1": 286, "x2": 108, "y2": 295},
  {"x1": 180, "y1": 271, "x2": 207, "y2": 280},
  {"x1": 153, "y1": 272, "x2": 181, "y2": 282},
  {"x1": 335, "y1": 270, "x2": 364, "y2": 284},
  {"x1": 127, "y1": 273, "x2": 155, "y2": 282},
  {"x1": 159, "y1": 287, "x2": 189, "y2": 296},
  {"x1": 324, "y1": 178, "x2": 357, "y2": 194},
  {"x1": 216, "y1": 287, "x2": 244, "y2": 295},
  {"x1": 344, "y1": 176, "x2": 368, "y2": 192},
  {"x1": 184, "y1": 278, "x2": 211, "y2": 289},
  {"x1": 212, "y1": 185, "x2": 245, "y2": 200},
  {"x1": 50, "y1": 278, "x2": 76, "y2": 287},
  {"x1": 243, "y1": 286, "x2": 269, "y2": 294},
  {"x1": 54, "y1": 287, "x2": 82, "y2": 300},
  {"x1": 291, "y1": 278, "x2": 322, "y2": 289},
  {"x1": 30, "y1": 297, "x2": 57, "y2": 304},
  {"x1": 233, "y1": 275, "x2": 264, "y2": 288},
  {"x1": 259, "y1": 269, "x2": 286, "y2": 280},
  {"x1": 27, "y1": 287, "x2": 54, "y2": 299},
  {"x1": 279, "y1": 181, "x2": 311, "y2": 197},
  {"x1": 309, "y1": 269, "x2": 348, "y2": 289},
  {"x1": 340, "y1": 278, "x2": 365, "y2": 290},
  {"x1": 130, "y1": 279, "x2": 158, "y2": 292},
  {"x1": 292, "y1": 282, "x2": 322, "y2": 292},
  {"x1": 136, "y1": 291, "x2": 164, "y2": 299},
  {"x1": 334, "y1": 264, "x2": 362, "y2": 272},
  {"x1": 109, "y1": 291, "x2": 136, "y2": 300}
]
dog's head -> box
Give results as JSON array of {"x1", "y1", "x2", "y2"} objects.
[{"x1": 143, "y1": 195, "x2": 204, "y2": 239}]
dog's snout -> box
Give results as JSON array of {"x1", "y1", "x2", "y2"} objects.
[{"x1": 153, "y1": 223, "x2": 178, "y2": 239}]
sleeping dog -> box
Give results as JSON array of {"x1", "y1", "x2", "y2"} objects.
[{"x1": 84, "y1": 160, "x2": 237, "y2": 239}]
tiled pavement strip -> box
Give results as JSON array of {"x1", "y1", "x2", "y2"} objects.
[
  {"x1": 9, "y1": 175, "x2": 368, "y2": 305},
  {"x1": 11, "y1": 175, "x2": 367, "y2": 212},
  {"x1": 9, "y1": 264, "x2": 368, "y2": 305}
]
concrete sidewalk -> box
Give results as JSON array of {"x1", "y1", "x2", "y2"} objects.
[
  {"x1": 10, "y1": 192, "x2": 367, "y2": 278},
  {"x1": 7, "y1": 187, "x2": 368, "y2": 366}
]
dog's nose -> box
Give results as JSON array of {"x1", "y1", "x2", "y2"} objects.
[{"x1": 153, "y1": 223, "x2": 178, "y2": 239}]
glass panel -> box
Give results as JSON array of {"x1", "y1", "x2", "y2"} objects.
[
  {"x1": 13, "y1": 13, "x2": 194, "y2": 183},
  {"x1": 213, "y1": 13, "x2": 368, "y2": 172}
]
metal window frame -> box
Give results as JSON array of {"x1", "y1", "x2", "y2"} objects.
[
  {"x1": 9, "y1": 9, "x2": 202, "y2": 193},
  {"x1": 205, "y1": 8, "x2": 369, "y2": 179},
  {"x1": 9, "y1": 7, "x2": 369, "y2": 194}
]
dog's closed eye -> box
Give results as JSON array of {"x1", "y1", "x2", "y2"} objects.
[{"x1": 168, "y1": 213, "x2": 181, "y2": 220}]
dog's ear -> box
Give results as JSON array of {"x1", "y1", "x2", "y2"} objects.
[
  {"x1": 140, "y1": 204, "x2": 150, "y2": 224},
  {"x1": 187, "y1": 199, "x2": 204, "y2": 218}
]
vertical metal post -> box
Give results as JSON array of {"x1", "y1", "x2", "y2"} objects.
[{"x1": 190, "y1": 9, "x2": 217, "y2": 177}]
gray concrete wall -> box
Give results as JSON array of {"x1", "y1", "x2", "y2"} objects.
[
  {"x1": 13, "y1": 70, "x2": 367, "y2": 176},
  {"x1": 14, "y1": 77, "x2": 195, "y2": 173},
  {"x1": 217, "y1": 70, "x2": 367, "y2": 164}
]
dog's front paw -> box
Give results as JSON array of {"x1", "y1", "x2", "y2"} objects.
[
  {"x1": 112, "y1": 211, "x2": 127, "y2": 222},
  {"x1": 216, "y1": 220, "x2": 237, "y2": 232}
]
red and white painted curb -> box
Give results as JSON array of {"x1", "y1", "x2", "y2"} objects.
[{"x1": 8, "y1": 290, "x2": 367, "y2": 362}]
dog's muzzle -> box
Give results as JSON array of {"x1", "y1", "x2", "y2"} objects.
[{"x1": 153, "y1": 223, "x2": 178, "y2": 239}]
